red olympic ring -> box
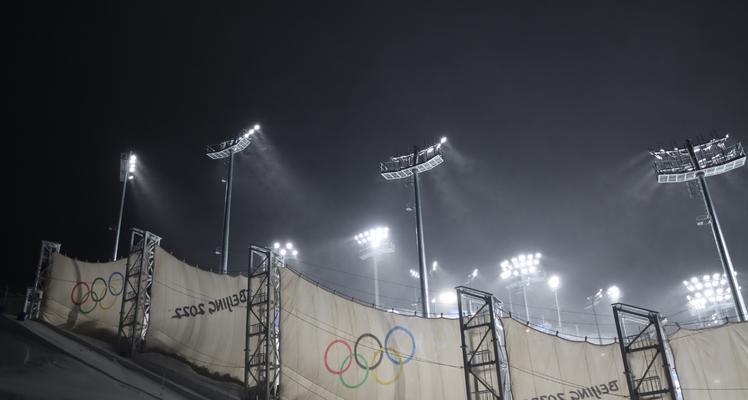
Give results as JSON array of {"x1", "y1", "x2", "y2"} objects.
[{"x1": 324, "y1": 339, "x2": 353, "y2": 375}]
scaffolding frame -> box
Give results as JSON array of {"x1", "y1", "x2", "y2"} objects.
[
  {"x1": 117, "y1": 228, "x2": 161, "y2": 356},
  {"x1": 245, "y1": 245, "x2": 281, "y2": 399},
  {"x1": 612, "y1": 303, "x2": 682, "y2": 400},
  {"x1": 456, "y1": 286, "x2": 511, "y2": 400},
  {"x1": 28, "y1": 240, "x2": 62, "y2": 319}
]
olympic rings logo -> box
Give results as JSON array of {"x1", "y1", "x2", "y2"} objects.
[
  {"x1": 323, "y1": 325, "x2": 416, "y2": 388},
  {"x1": 69, "y1": 272, "x2": 124, "y2": 314}
]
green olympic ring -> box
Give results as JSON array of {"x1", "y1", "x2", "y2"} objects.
[{"x1": 339, "y1": 353, "x2": 369, "y2": 389}]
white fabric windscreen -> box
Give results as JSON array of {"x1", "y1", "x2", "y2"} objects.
[
  {"x1": 669, "y1": 323, "x2": 748, "y2": 400},
  {"x1": 279, "y1": 267, "x2": 466, "y2": 400},
  {"x1": 503, "y1": 317, "x2": 629, "y2": 400},
  {"x1": 40, "y1": 253, "x2": 127, "y2": 338},
  {"x1": 146, "y1": 247, "x2": 249, "y2": 380}
]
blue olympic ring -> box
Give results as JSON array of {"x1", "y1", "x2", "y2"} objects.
[{"x1": 384, "y1": 325, "x2": 416, "y2": 365}]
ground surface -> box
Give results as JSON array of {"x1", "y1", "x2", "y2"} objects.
[{"x1": 0, "y1": 315, "x2": 201, "y2": 400}]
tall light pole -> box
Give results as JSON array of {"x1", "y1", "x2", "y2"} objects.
[
  {"x1": 586, "y1": 285, "x2": 621, "y2": 344},
  {"x1": 548, "y1": 275, "x2": 562, "y2": 329},
  {"x1": 500, "y1": 252, "x2": 544, "y2": 322},
  {"x1": 113, "y1": 152, "x2": 137, "y2": 260},
  {"x1": 380, "y1": 136, "x2": 447, "y2": 316},
  {"x1": 649, "y1": 134, "x2": 747, "y2": 321},
  {"x1": 355, "y1": 227, "x2": 394, "y2": 307},
  {"x1": 206, "y1": 124, "x2": 260, "y2": 274}
]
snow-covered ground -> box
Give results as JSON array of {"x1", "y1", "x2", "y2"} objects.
[{"x1": 0, "y1": 315, "x2": 226, "y2": 400}]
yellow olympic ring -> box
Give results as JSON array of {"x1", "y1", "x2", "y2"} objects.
[{"x1": 372, "y1": 348, "x2": 403, "y2": 385}]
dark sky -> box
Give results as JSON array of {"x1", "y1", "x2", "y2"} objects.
[{"x1": 11, "y1": 1, "x2": 748, "y2": 334}]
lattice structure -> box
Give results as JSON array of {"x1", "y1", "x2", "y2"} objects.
[
  {"x1": 457, "y1": 286, "x2": 511, "y2": 400},
  {"x1": 28, "y1": 240, "x2": 62, "y2": 319},
  {"x1": 612, "y1": 303, "x2": 682, "y2": 400},
  {"x1": 245, "y1": 245, "x2": 281, "y2": 399},
  {"x1": 117, "y1": 228, "x2": 161, "y2": 356}
]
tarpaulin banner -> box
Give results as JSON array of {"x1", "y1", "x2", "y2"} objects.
[
  {"x1": 40, "y1": 253, "x2": 127, "y2": 337},
  {"x1": 145, "y1": 247, "x2": 249, "y2": 380},
  {"x1": 669, "y1": 322, "x2": 748, "y2": 400},
  {"x1": 503, "y1": 317, "x2": 629, "y2": 400},
  {"x1": 279, "y1": 267, "x2": 466, "y2": 400}
]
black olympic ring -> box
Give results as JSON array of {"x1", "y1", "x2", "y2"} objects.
[{"x1": 354, "y1": 333, "x2": 384, "y2": 370}]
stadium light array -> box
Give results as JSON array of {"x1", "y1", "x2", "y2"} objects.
[
  {"x1": 500, "y1": 252, "x2": 545, "y2": 322},
  {"x1": 273, "y1": 241, "x2": 299, "y2": 259},
  {"x1": 684, "y1": 273, "x2": 733, "y2": 311}
]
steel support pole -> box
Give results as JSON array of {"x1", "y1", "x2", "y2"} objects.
[
  {"x1": 686, "y1": 140, "x2": 747, "y2": 321},
  {"x1": 113, "y1": 168, "x2": 129, "y2": 261},
  {"x1": 522, "y1": 285, "x2": 530, "y2": 322},
  {"x1": 372, "y1": 255, "x2": 380, "y2": 307},
  {"x1": 220, "y1": 149, "x2": 235, "y2": 275},
  {"x1": 554, "y1": 289, "x2": 562, "y2": 329},
  {"x1": 413, "y1": 159, "x2": 430, "y2": 317}
]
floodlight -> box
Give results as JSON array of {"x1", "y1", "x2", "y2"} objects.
[
  {"x1": 684, "y1": 273, "x2": 732, "y2": 312},
  {"x1": 548, "y1": 275, "x2": 560, "y2": 290},
  {"x1": 438, "y1": 291, "x2": 457, "y2": 305},
  {"x1": 113, "y1": 151, "x2": 138, "y2": 261},
  {"x1": 432, "y1": 261, "x2": 438, "y2": 272},
  {"x1": 410, "y1": 269, "x2": 420, "y2": 279},
  {"x1": 273, "y1": 242, "x2": 280, "y2": 249},
  {"x1": 606, "y1": 286, "x2": 621, "y2": 301}
]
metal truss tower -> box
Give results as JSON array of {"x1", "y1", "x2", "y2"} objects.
[
  {"x1": 612, "y1": 303, "x2": 682, "y2": 400},
  {"x1": 117, "y1": 228, "x2": 161, "y2": 356},
  {"x1": 245, "y1": 245, "x2": 281, "y2": 400},
  {"x1": 28, "y1": 240, "x2": 62, "y2": 319},
  {"x1": 456, "y1": 286, "x2": 511, "y2": 400}
]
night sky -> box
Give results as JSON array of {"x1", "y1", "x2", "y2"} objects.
[{"x1": 11, "y1": 1, "x2": 748, "y2": 334}]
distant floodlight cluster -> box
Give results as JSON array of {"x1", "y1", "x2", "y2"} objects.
[
  {"x1": 354, "y1": 226, "x2": 389, "y2": 249},
  {"x1": 127, "y1": 154, "x2": 137, "y2": 179},
  {"x1": 273, "y1": 241, "x2": 298, "y2": 257},
  {"x1": 500, "y1": 253, "x2": 542, "y2": 280},
  {"x1": 684, "y1": 273, "x2": 732, "y2": 310}
]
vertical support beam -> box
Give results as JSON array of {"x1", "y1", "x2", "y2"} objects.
[
  {"x1": 612, "y1": 303, "x2": 682, "y2": 400},
  {"x1": 245, "y1": 245, "x2": 280, "y2": 400},
  {"x1": 113, "y1": 153, "x2": 130, "y2": 261},
  {"x1": 686, "y1": 140, "x2": 747, "y2": 321},
  {"x1": 29, "y1": 241, "x2": 62, "y2": 319},
  {"x1": 413, "y1": 151, "x2": 430, "y2": 316},
  {"x1": 117, "y1": 228, "x2": 161, "y2": 357},
  {"x1": 220, "y1": 149, "x2": 235, "y2": 275},
  {"x1": 456, "y1": 286, "x2": 509, "y2": 399}
]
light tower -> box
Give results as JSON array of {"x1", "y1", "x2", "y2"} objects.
[
  {"x1": 649, "y1": 134, "x2": 747, "y2": 321},
  {"x1": 354, "y1": 227, "x2": 394, "y2": 307},
  {"x1": 500, "y1": 252, "x2": 544, "y2": 322},
  {"x1": 380, "y1": 136, "x2": 447, "y2": 316},
  {"x1": 585, "y1": 285, "x2": 621, "y2": 344},
  {"x1": 113, "y1": 152, "x2": 137, "y2": 260},
  {"x1": 206, "y1": 124, "x2": 260, "y2": 274}
]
